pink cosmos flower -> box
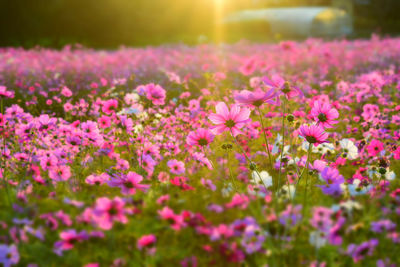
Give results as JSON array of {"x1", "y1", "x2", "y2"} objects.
[
  {"x1": 48, "y1": 165, "x2": 71, "y2": 181},
  {"x1": 107, "y1": 172, "x2": 150, "y2": 195},
  {"x1": 139, "y1": 154, "x2": 157, "y2": 176},
  {"x1": 208, "y1": 102, "x2": 251, "y2": 137},
  {"x1": 239, "y1": 57, "x2": 257, "y2": 76},
  {"x1": 85, "y1": 173, "x2": 110, "y2": 185},
  {"x1": 167, "y1": 159, "x2": 185, "y2": 175},
  {"x1": 226, "y1": 194, "x2": 250, "y2": 209},
  {"x1": 310, "y1": 101, "x2": 339, "y2": 128},
  {"x1": 102, "y1": 99, "x2": 118, "y2": 114},
  {"x1": 0, "y1": 86, "x2": 14, "y2": 98},
  {"x1": 366, "y1": 139, "x2": 384, "y2": 157},
  {"x1": 61, "y1": 86, "x2": 73, "y2": 97},
  {"x1": 234, "y1": 88, "x2": 277, "y2": 107},
  {"x1": 186, "y1": 128, "x2": 214, "y2": 147},
  {"x1": 394, "y1": 147, "x2": 400, "y2": 160},
  {"x1": 298, "y1": 124, "x2": 329, "y2": 146},
  {"x1": 98, "y1": 116, "x2": 112, "y2": 128},
  {"x1": 158, "y1": 206, "x2": 185, "y2": 231},
  {"x1": 145, "y1": 83, "x2": 166, "y2": 105},
  {"x1": 54, "y1": 229, "x2": 88, "y2": 251},
  {"x1": 263, "y1": 76, "x2": 303, "y2": 99},
  {"x1": 93, "y1": 197, "x2": 128, "y2": 230},
  {"x1": 137, "y1": 234, "x2": 156, "y2": 250}
]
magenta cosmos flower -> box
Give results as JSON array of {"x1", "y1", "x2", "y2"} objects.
[
  {"x1": 48, "y1": 165, "x2": 71, "y2": 181},
  {"x1": 102, "y1": 99, "x2": 118, "y2": 114},
  {"x1": 145, "y1": 83, "x2": 166, "y2": 105},
  {"x1": 108, "y1": 172, "x2": 150, "y2": 195},
  {"x1": 137, "y1": 234, "x2": 157, "y2": 250},
  {"x1": 0, "y1": 86, "x2": 14, "y2": 98},
  {"x1": 263, "y1": 76, "x2": 303, "y2": 99},
  {"x1": 208, "y1": 102, "x2": 251, "y2": 137},
  {"x1": 93, "y1": 197, "x2": 128, "y2": 230},
  {"x1": 186, "y1": 128, "x2": 214, "y2": 147},
  {"x1": 365, "y1": 139, "x2": 384, "y2": 157},
  {"x1": 167, "y1": 159, "x2": 186, "y2": 175},
  {"x1": 234, "y1": 88, "x2": 277, "y2": 108},
  {"x1": 298, "y1": 124, "x2": 329, "y2": 146},
  {"x1": 54, "y1": 229, "x2": 89, "y2": 251},
  {"x1": 310, "y1": 101, "x2": 339, "y2": 128}
]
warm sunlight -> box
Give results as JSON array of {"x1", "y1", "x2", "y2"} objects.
[{"x1": 214, "y1": 0, "x2": 226, "y2": 43}]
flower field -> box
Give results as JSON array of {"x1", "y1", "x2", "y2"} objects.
[{"x1": 0, "y1": 36, "x2": 400, "y2": 266}]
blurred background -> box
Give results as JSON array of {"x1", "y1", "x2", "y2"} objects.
[{"x1": 0, "y1": 0, "x2": 399, "y2": 48}]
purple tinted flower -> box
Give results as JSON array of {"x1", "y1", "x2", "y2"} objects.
[
  {"x1": 328, "y1": 217, "x2": 346, "y2": 245},
  {"x1": 370, "y1": 220, "x2": 396, "y2": 233},
  {"x1": 318, "y1": 167, "x2": 344, "y2": 196},
  {"x1": 347, "y1": 239, "x2": 379, "y2": 263},
  {"x1": 241, "y1": 225, "x2": 265, "y2": 254},
  {"x1": 0, "y1": 244, "x2": 19, "y2": 267},
  {"x1": 279, "y1": 205, "x2": 302, "y2": 227}
]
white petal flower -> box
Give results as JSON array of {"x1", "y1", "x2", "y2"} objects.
[
  {"x1": 309, "y1": 231, "x2": 327, "y2": 249},
  {"x1": 339, "y1": 138, "x2": 358, "y2": 160},
  {"x1": 251, "y1": 171, "x2": 273, "y2": 188},
  {"x1": 279, "y1": 185, "x2": 295, "y2": 199}
]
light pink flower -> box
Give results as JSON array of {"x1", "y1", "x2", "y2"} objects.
[
  {"x1": 186, "y1": 128, "x2": 214, "y2": 147},
  {"x1": 208, "y1": 102, "x2": 251, "y2": 137},
  {"x1": 48, "y1": 165, "x2": 71, "y2": 181},
  {"x1": 107, "y1": 172, "x2": 150, "y2": 195},
  {"x1": 145, "y1": 83, "x2": 166, "y2": 105},
  {"x1": 93, "y1": 197, "x2": 128, "y2": 230},
  {"x1": 167, "y1": 159, "x2": 185, "y2": 175},
  {"x1": 234, "y1": 89, "x2": 277, "y2": 107}
]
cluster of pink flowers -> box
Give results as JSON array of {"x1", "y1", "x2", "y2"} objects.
[{"x1": 0, "y1": 36, "x2": 399, "y2": 266}]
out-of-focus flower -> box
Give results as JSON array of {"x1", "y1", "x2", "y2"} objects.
[
  {"x1": 186, "y1": 128, "x2": 214, "y2": 147},
  {"x1": 234, "y1": 89, "x2": 277, "y2": 107},
  {"x1": 0, "y1": 244, "x2": 19, "y2": 267},
  {"x1": 339, "y1": 139, "x2": 358, "y2": 160}
]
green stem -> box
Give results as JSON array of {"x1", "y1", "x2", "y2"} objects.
[
  {"x1": 277, "y1": 99, "x2": 286, "y2": 193},
  {"x1": 293, "y1": 144, "x2": 312, "y2": 202},
  {"x1": 256, "y1": 107, "x2": 273, "y2": 169},
  {"x1": 0, "y1": 97, "x2": 11, "y2": 206},
  {"x1": 229, "y1": 130, "x2": 267, "y2": 190},
  {"x1": 226, "y1": 152, "x2": 239, "y2": 193}
]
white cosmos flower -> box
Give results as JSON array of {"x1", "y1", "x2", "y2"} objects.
[
  {"x1": 331, "y1": 200, "x2": 362, "y2": 213},
  {"x1": 387, "y1": 170, "x2": 396, "y2": 181},
  {"x1": 339, "y1": 138, "x2": 358, "y2": 160},
  {"x1": 251, "y1": 171, "x2": 273, "y2": 188},
  {"x1": 133, "y1": 124, "x2": 143, "y2": 133},
  {"x1": 301, "y1": 140, "x2": 334, "y2": 154},
  {"x1": 279, "y1": 185, "x2": 295, "y2": 199},
  {"x1": 138, "y1": 111, "x2": 148, "y2": 121},
  {"x1": 309, "y1": 231, "x2": 327, "y2": 249},
  {"x1": 314, "y1": 143, "x2": 335, "y2": 154},
  {"x1": 124, "y1": 92, "x2": 140, "y2": 105},
  {"x1": 222, "y1": 184, "x2": 234, "y2": 197},
  {"x1": 348, "y1": 179, "x2": 373, "y2": 196}
]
